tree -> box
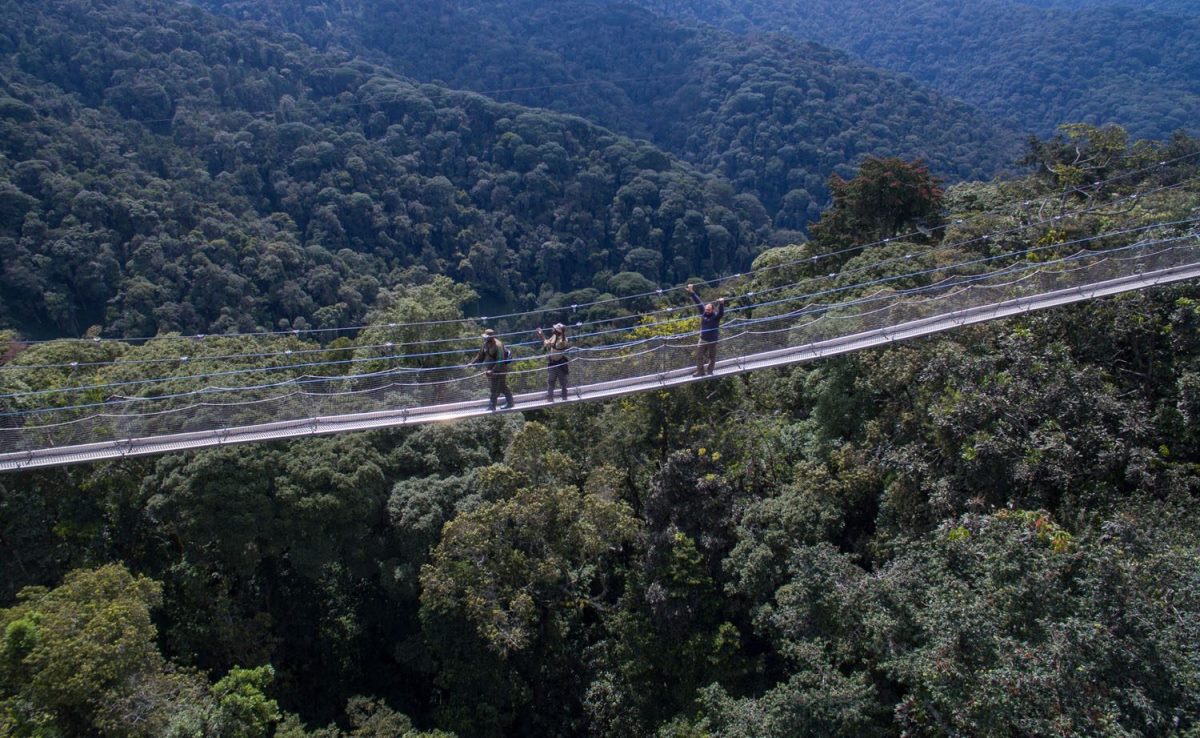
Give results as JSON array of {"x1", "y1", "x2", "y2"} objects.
[
  {"x1": 353, "y1": 276, "x2": 479, "y2": 374},
  {"x1": 636, "y1": 450, "x2": 740, "y2": 638},
  {"x1": 863, "y1": 507, "x2": 1200, "y2": 735},
  {"x1": 0, "y1": 564, "x2": 281, "y2": 737},
  {"x1": 420, "y1": 482, "x2": 637, "y2": 658},
  {"x1": 419, "y1": 477, "x2": 638, "y2": 735},
  {"x1": 1021, "y1": 123, "x2": 1130, "y2": 190},
  {"x1": 210, "y1": 665, "x2": 281, "y2": 738},
  {"x1": 274, "y1": 696, "x2": 455, "y2": 737},
  {"x1": 697, "y1": 648, "x2": 883, "y2": 738},
  {"x1": 696, "y1": 535, "x2": 886, "y2": 736},
  {"x1": 0, "y1": 564, "x2": 164, "y2": 733},
  {"x1": 579, "y1": 448, "x2": 752, "y2": 736},
  {"x1": 809, "y1": 157, "x2": 943, "y2": 258}
]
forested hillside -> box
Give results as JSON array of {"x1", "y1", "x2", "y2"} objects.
[
  {"x1": 1020, "y1": 0, "x2": 1197, "y2": 12},
  {"x1": 4, "y1": 0, "x2": 1200, "y2": 735},
  {"x1": 4, "y1": 123, "x2": 1200, "y2": 735},
  {"x1": 193, "y1": 0, "x2": 1022, "y2": 229},
  {"x1": 634, "y1": 0, "x2": 1200, "y2": 141},
  {"x1": 0, "y1": 0, "x2": 773, "y2": 340}
]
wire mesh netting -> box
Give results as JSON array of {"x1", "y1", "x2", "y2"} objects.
[{"x1": 0, "y1": 235, "x2": 1197, "y2": 466}]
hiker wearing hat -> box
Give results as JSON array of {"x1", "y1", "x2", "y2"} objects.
[
  {"x1": 469, "y1": 329, "x2": 515, "y2": 411},
  {"x1": 687, "y1": 284, "x2": 725, "y2": 377},
  {"x1": 536, "y1": 323, "x2": 571, "y2": 401}
]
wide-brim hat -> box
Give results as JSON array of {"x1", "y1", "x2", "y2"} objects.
[
  {"x1": 553, "y1": 323, "x2": 565, "y2": 331},
  {"x1": 482, "y1": 329, "x2": 496, "y2": 337}
]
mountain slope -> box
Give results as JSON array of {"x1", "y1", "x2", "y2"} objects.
[
  {"x1": 0, "y1": 0, "x2": 769, "y2": 338},
  {"x1": 1018, "y1": 0, "x2": 1197, "y2": 13},
  {"x1": 630, "y1": 0, "x2": 1200, "y2": 140},
  {"x1": 193, "y1": 0, "x2": 1025, "y2": 227}
]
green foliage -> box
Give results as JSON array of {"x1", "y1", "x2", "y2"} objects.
[
  {"x1": 1023, "y1": 123, "x2": 1132, "y2": 187},
  {"x1": 698, "y1": 651, "x2": 883, "y2": 737},
  {"x1": 191, "y1": 0, "x2": 1017, "y2": 232},
  {"x1": 863, "y1": 507, "x2": 1200, "y2": 735},
  {"x1": 420, "y1": 481, "x2": 638, "y2": 657},
  {"x1": 418, "y1": 473, "x2": 638, "y2": 735},
  {"x1": 354, "y1": 277, "x2": 479, "y2": 373},
  {"x1": 0, "y1": 0, "x2": 765, "y2": 338},
  {"x1": 0, "y1": 564, "x2": 287, "y2": 738},
  {"x1": 211, "y1": 665, "x2": 280, "y2": 738},
  {"x1": 641, "y1": 450, "x2": 740, "y2": 633},
  {"x1": 727, "y1": 448, "x2": 880, "y2": 608},
  {"x1": 809, "y1": 156, "x2": 944, "y2": 257},
  {"x1": 268, "y1": 696, "x2": 452, "y2": 738},
  {"x1": 138, "y1": 435, "x2": 406, "y2": 717},
  {"x1": 0, "y1": 565, "x2": 163, "y2": 727},
  {"x1": 503, "y1": 421, "x2": 578, "y2": 487},
  {"x1": 637, "y1": 0, "x2": 1200, "y2": 140}
]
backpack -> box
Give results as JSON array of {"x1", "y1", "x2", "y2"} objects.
[{"x1": 493, "y1": 344, "x2": 513, "y2": 371}]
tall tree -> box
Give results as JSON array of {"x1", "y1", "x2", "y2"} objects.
[{"x1": 809, "y1": 157, "x2": 944, "y2": 258}]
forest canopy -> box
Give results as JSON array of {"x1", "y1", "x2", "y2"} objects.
[
  {"x1": 0, "y1": 0, "x2": 770, "y2": 339},
  {"x1": 191, "y1": 0, "x2": 1023, "y2": 228},
  {"x1": 631, "y1": 0, "x2": 1200, "y2": 141},
  {"x1": 2, "y1": 118, "x2": 1199, "y2": 734},
  {"x1": 3, "y1": 0, "x2": 1200, "y2": 736}
]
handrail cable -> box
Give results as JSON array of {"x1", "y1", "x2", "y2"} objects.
[
  {"x1": 12, "y1": 154, "x2": 1197, "y2": 348},
  {"x1": 4, "y1": 234, "x2": 1195, "y2": 426},
  {"x1": 2, "y1": 220, "x2": 1193, "y2": 408},
  {"x1": 8, "y1": 172, "x2": 1196, "y2": 371}
]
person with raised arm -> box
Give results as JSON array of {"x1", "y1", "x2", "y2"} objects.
[
  {"x1": 537, "y1": 322, "x2": 570, "y2": 401},
  {"x1": 687, "y1": 284, "x2": 725, "y2": 377}
]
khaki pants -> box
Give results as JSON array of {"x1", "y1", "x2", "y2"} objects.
[{"x1": 488, "y1": 372, "x2": 514, "y2": 409}]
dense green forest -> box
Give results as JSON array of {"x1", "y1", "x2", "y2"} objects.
[
  {"x1": 632, "y1": 0, "x2": 1200, "y2": 141},
  {"x1": 0, "y1": 0, "x2": 776, "y2": 339},
  {"x1": 4, "y1": 121, "x2": 1200, "y2": 735},
  {"x1": 192, "y1": 0, "x2": 1022, "y2": 227},
  {"x1": 1019, "y1": 0, "x2": 1197, "y2": 13},
  {"x1": 4, "y1": 0, "x2": 1200, "y2": 735}
]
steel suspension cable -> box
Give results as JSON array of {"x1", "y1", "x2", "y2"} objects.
[
  {"x1": 9, "y1": 173, "x2": 1196, "y2": 373},
  {"x1": 16, "y1": 154, "x2": 1198, "y2": 349},
  {"x1": 4, "y1": 219, "x2": 1194, "y2": 409}
]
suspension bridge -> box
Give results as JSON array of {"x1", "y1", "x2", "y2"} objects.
[{"x1": 1, "y1": 179, "x2": 1198, "y2": 471}]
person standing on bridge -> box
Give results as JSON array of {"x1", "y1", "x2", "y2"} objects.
[
  {"x1": 537, "y1": 322, "x2": 570, "y2": 401},
  {"x1": 469, "y1": 329, "x2": 515, "y2": 411},
  {"x1": 687, "y1": 284, "x2": 725, "y2": 377}
]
